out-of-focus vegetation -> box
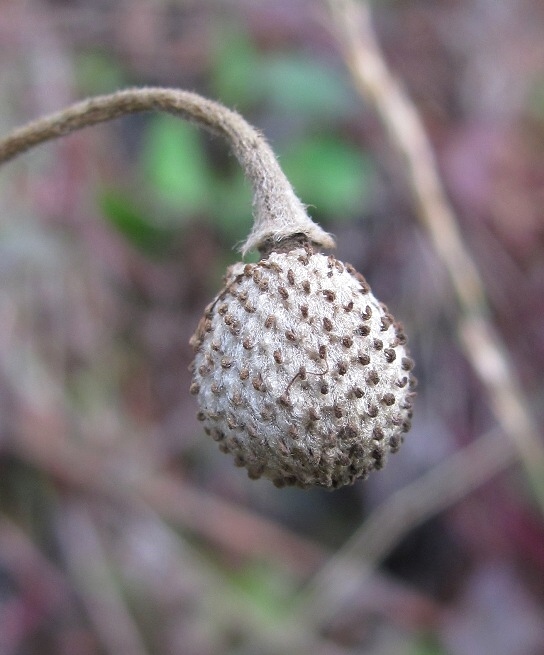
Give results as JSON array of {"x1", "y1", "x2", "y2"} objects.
[{"x1": 0, "y1": 1, "x2": 543, "y2": 654}]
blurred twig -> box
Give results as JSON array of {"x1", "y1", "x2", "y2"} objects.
[
  {"x1": 56, "y1": 501, "x2": 151, "y2": 655},
  {"x1": 9, "y1": 432, "x2": 349, "y2": 655},
  {"x1": 297, "y1": 427, "x2": 514, "y2": 624},
  {"x1": 326, "y1": 0, "x2": 544, "y2": 513},
  {"x1": 11, "y1": 401, "x2": 325, "y2": 577},
  {"x1": 0, "y1": 516, "x2": 73, "y2": 654},
  {"x1": 10, "y1": 401, "x2": 511, "y2": 648}
]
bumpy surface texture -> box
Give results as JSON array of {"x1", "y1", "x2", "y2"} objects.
[{"x1": 190, "y1": 246, "x2": 415, "y2": 489}]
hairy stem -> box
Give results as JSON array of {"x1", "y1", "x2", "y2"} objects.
[{"x1": 0, "y1": 87, "x2": 334, "y2": 255}]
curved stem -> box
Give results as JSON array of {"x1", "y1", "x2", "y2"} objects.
[{"x1": 0, "y1": 87, "x2": 334, "y2": 255}]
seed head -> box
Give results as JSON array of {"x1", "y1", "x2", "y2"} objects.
[{"x1": 190, "y1": 245, "x2": 415, "y2": 489}]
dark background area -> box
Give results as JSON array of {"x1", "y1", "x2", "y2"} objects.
[{"x1": 0, "y1": 1, "x2": 543, "y2": 654}]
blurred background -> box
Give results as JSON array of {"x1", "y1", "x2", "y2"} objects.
[{"x1": 0, "y1": 1, "x2": 543, "y2": 654}]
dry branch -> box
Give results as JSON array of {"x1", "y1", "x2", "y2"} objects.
[
  {"x1": 298, "y1": 427, "x2": 514, "y2": 624},
  {"x1": 326, "y1": 0, "x2": 544, "y2": 513}
]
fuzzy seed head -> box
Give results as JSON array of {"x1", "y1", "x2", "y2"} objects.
[{"x1": 190, "y1": 247, "x2": 415, "y2": 489}]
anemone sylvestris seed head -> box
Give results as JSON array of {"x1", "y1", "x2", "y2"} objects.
[{"x1": 190, "y1": 246, "x2": 415, "y2": 489}]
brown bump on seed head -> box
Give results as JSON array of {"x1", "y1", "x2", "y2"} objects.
[
  {"x1": 252, "y1": 374, "x2": 265, "y2": 392},
  {"x1": 391, "y1": 413, "x2": 403, "y2": 426},
  {"x1": 278, "y1": 393, "x2": 292, "y2": 408},
  {"x1": 323, "y1": 317, "x2": 333, "y2": 332},
  {"x1": 389, "y1": 435, "x2": 401, "y2": 452},
  {"x1": 278, "y1": 286, "x2": 289, "y2": 300},
  {"x1": 379, "y1": 316, "x2": 390, "y2": 331},
  {"x1": 358, "y1": 353, "x2": 371, "y2": 366},
  {"x1": 342, "y1": 336, "x2": 353, "y2": 348},
  {"x1": 384, "y1": 348, "x2": 396, "y2": 363},
  {"x1": 362, "y1": 305, "x2": 372, "y2": 320},
  {"x1": 367, "y1": 405, "x2": 379, "y2": 418},
  {"x1": 289, "y1": 426, "x2": 299, "y2": 440},
  {"x1": 353, "y1": 386, "x2": 364, "y2": 399},
  {"x1": 402, "y1": 357, "x2": 415, "y2": 371}
]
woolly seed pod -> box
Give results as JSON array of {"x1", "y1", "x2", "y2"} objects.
[{"x1": 190, "y1": 242, "x2": 415, "y2": 489}]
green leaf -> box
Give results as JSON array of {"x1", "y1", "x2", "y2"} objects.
[
  {"x1": 75, "y1": 51, "x2": 126, "y2": 95},
  {"x1": 279, "y1": 135, "x2": 373, "y2": 217},
  {"x1": 141, "y1": 115, "x2": 212, "y2": 214},
  {"x1": 528, "y1": 77, "x2": 544, "y2": 119},
  {"x1": 210, "y1": 28, "x2": 264, "y2": 108},
  {"x1": 211, "y1": 30, "x2": 355, "y2": 121},
  {"x1": 99, "y1": 189, "x2": 175, "y2": 256},
  {"x1": 225, "y1": 562, "x2": 293, "y2": 624},
  {"x1": 212, "y1": 170, "x2": 253, "y2": 245},
  {"x1": 261, "y1": 55, "x2": 356, "y2": 120},
  {"x1": 408, "y1": 634, "x2": 446, "y2": 655}
]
